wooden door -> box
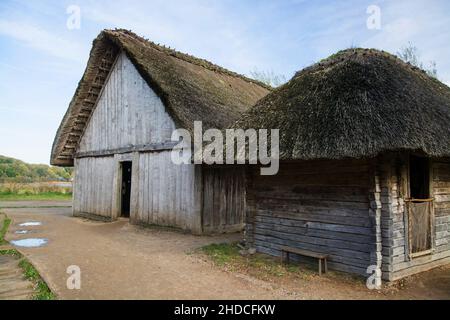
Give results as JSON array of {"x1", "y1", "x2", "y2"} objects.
[
  {"x1": 407, "y1": 200, "x2": 433, "y2": 255},
  {"x1": 407, "y1": 155, "x2": 433, "y2": 257},
  {"x1": 202, "y1": 167, "x2": 245, "y2": 233}
]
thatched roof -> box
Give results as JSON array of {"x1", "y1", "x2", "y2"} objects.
[
  {"x1": 234, "y1": 48, "x2": 450, "y2": 160},
  {"x1": 51, "y1": 29, "x2": 270, "y2": 166}
]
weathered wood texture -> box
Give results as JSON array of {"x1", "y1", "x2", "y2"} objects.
[
  {"x1": 202, "y1": 166, "x2": 245, "y2": 233},
  {"x1": 133, "y1": 151, "x2": 202, "y2": 233},
  {"x1": 246, "y1": 160, "x2": 373, "y2": 276},
  {"x1": 73, "y1": 156, "x2": 115, "y2": 218},
  {"x1": 73, "y1": 52, "x2": 245, "y2": 234},
  {"x1": 78, "y1": 52, "x2": 176, "y2": 153},
  {"x1": 379, "y1": 155, "x2": 450, "y2": 281}
]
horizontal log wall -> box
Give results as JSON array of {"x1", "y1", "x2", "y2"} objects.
[
  {"x1": 73, "y1": 156, "x2": 115, "y2": 219},
  {"x1": 246, "y1": 159, "x2": 373, "y2": 276},
  {"x1": 431, "y1": 159, "x2": 450, "y2": 257}
]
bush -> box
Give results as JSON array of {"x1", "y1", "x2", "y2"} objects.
[{"x1": 0, "y1": 182, "x2": 72, "y2": 196}]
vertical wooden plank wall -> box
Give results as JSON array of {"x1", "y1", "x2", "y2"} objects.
[
  {"x1": 74, "y1": 52, "x2": 193, "y2": 225},
  {"x1": 202, "y1": 166, "x2": 245, "y2": 233},
  {"x1": 73, "y1": 156, "x2": 115, "y2": 219},
  {"x1": 77, "y1": 52, "x2": 176, "y2": 153},
  {"x1": 135, "y1": 151, "x2": 202, "y2": 233}
]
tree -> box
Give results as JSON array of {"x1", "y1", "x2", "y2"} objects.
[
  {"x1": 0, "y1": 155, "x2": 73, "y2": 182},
  {"x1": 397, "y1": 42, "x2": 438, "y2": 78},
  {"x1": 249, "y1": 68, "x2": 287, "y2": 87}
]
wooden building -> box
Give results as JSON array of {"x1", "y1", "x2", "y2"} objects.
[
  {"x1": 235, "y1": 49, "x2": 450, "y2": 280},
  {"x1": 51, "y1": 29, "x2": 270, "y2": 234}
]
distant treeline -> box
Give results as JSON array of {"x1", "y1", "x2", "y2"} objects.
[{"x1": 0, "y1": 155, "x2": 73, "y2": 183}]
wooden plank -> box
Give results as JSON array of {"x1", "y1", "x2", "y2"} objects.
[
  {"x1": 77, "y1": 52, "x2": 176, "y2": 154},
  {"x1": 280, "y1": 246, "x2": 328, "y2": 259}
]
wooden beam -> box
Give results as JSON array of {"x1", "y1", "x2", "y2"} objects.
[
  {"x1": 91, "y1": 83, "x2": 103, "y2": 89},
  {"x1": 83, "y1": 99, "x2": 97, "y2": 105},
  {"x1": 98, "y1": 66, "x2": 111, "y2": 72},
  {"x1": 94, "y1": 75, "x2": 106, "y2": 82},
  {"x1": 69, "y1": 133, "x2": 81, "y2": 137},
  {"x1": 75, "y1": 141, "x2": 179, "y2": 159},
  {"x1": 88, "y1": 88, "x2": 101, "y2": 95},
  {"x1": 60, "y1": 152, "x2": 74, "y2": 157},
  {"x1": 79, "y1": 107, "x2": 91, "y2": 113}
]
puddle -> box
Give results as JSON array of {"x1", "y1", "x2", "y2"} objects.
[
  {"x1": 18, "y1": 222, "x2": 42, "y2": 227},
  {"x1": 15, "y1": 230, "x2": 30, "y2": 234},
  {"x1": 10, "y1": 238, "x2": 48, "y2": 248}
]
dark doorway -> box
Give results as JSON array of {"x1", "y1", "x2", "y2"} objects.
[
  {"x1": 408, "y1": 155, "x2": 432, "y2": 255},
  {"x1": 121, "y1": 161, "x2": 132, "y2": 218},
  {"x1": 409, "y1": 155, "x2": 430, "y2": 199}
]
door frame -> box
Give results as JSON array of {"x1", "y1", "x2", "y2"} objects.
[
  {"x1": 405, "y1": 154, "x2": 435, "y2": 259},
  {"x1": 119, "y1": 161, "x2": 133, "y2": 217},
  {"x1": 112, "y1": 152, "x2": 139, "y2": 221}
]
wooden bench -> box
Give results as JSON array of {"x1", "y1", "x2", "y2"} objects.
[{"x1": 280, "y1": 246, "x2": 328, "y2": 276}]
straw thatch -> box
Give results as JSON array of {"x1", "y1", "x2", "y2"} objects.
[
  {"x1": 235, "y1": 48, "x2": 450, "y2": 160},
  {"x1": 51, "y1": 29, "x2": 270, "y2": 166}
]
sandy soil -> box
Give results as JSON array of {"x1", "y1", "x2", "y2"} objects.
[{"x1": 1, "y1": 201, "x2": 449, "y2": 300}]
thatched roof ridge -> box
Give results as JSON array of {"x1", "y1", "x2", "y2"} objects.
[
  {"x1": 234, "y1": 48, "x2": 450, "y2": 160},
  {"x1": 109, "y1": 29, "x2": 272, "y2": 90},
  {"x1": 51, "y1": 29, "x2": 270, "y2": 166}
]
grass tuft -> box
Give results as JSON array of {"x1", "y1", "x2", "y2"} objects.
[
  {"x1": 200, "y1": 242, "x2": 314, "y2": 280},
  {"x1": 0, "y1": 215, "x2": 11, "y2": 244},
  {"x1": 201, "y1": 243, "x2": 241, "y2": 266},
  {"x1": 18, "y1": 259, "x2": 56, "y2": 300}
]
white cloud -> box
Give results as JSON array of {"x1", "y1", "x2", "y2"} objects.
[
  {"x1": 363, "y1": 17, "x2": 419, "y2": 51},
  {"x1": 0, "y1": 19, "x2": 86, "y2": 61},
  {"x1": 362, "y1": 1, "x2": 450, "y2": 79},
  {"x1": 80, "y1": 0, "x2": 269, "y2": 74}
]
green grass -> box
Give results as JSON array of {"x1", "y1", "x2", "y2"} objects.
[
  {"x1": 0, "y1": 215, "x2": 11, "y2": 244},
  {"x1": 0, "y1": 249, "x2": 22, "y2": 257},
  {"x1": 0, "y1": 214, "x2": 56, "y2": 300},
  {"x1": 0, "y1": 192, "x2": 72, "y2": 201},
  {"x1": 200, "y1": 242, "x2": 309, "y2": 279},
  {"x1": 18, "y1": 259, "x2": 56, "y2": 300},
  {"x1": 201, "y1": 243, "x2": 241, "y2": 266}
]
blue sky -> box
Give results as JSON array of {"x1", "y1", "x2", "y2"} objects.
[{"x1": 1, "y1": 0, "x2": 449, "y2": 164}]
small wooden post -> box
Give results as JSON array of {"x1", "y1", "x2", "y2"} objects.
[{"x1": 319, "y1": 259, "x2": 322, "y2": 276}]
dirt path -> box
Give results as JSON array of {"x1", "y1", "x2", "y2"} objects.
[
  {"x1": 2, "y1": 201, "x2": 449, "y2": 300},
  {"x1": 0, "y1": 200, "x2": 72, "y2": 208},
  {"x1": 3, "y1": 203, "x2": 291, "y2": 299}
]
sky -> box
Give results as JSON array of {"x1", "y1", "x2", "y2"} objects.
[{"x1": 0, "y1": 0, "x2": 449, "y2": 165}]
